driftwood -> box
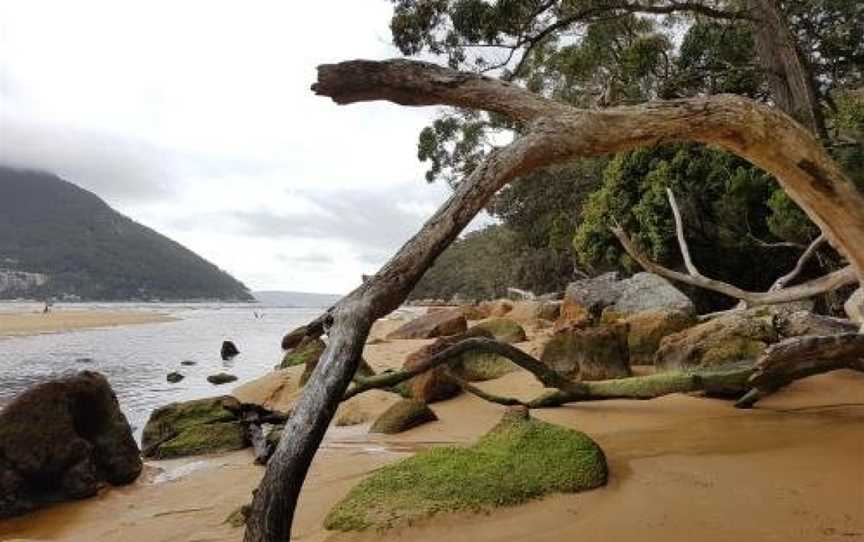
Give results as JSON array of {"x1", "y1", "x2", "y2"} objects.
[{"x1": 243, "y1": 59, "x2": 864, "y2": 542}]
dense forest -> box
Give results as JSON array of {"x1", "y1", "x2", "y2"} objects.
[
  {"x1": 407, "y1": 0, "x2": 863, "y2": 313},
  {"x1": 0, "y1": 166, "x2": 252, "y2": 301}
]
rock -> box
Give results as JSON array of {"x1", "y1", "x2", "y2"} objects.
[
  {"x1": 460, "y1": 304, "x2": 490, "y2": 320},
  {"x1": 487, "y1": 299, "x2": 514, "y2": 317},
  {"x1": 507, "y1": 301, "x2": 561, "y2": 322},
  {"x1": 560, "y1": 272, "x2": 624, "y2": 323},
  {"x1": 207, "y1": 373, "x2": 239, "y2": 385},
  {"x1": 0, "y1": 371, "x2": 142, "y2": 519},
  {"x1": 845, "y1": 288, "x2": 863, "y2": 325},
  {"x1": 386, "y1": 309, "x2": 468, "y2": 340},
  {"x1": 180, "y1": 360, "x2": 197, "y2": 366},
  {"x1": 538, "y1": 301, "x2": 562, "y2": 320},
  {"x1": 326, "y1": 410, "x2": 607, "y2": 531},
  {"x1": 541, "y1": 323, "x2": 631, "y2": 381},
  {"x1": 280, "y1": 336, "x2": 326, "y2": 369},
  {"x1": 166, "y1": 371, "x2": 185, "y2": 383},
  {"x1": 281, "y1": 325, "x2": 309, "y2": 350},
  {"x1": 609, "y1": 272, "x2": 695, "y2": 316},
  {"x1": 221, "y1": 340, "x2": 240, "y2": 360},
  {"x1": 402, "y1": 339, "x2": 463, "y2": 403},
  {"x1": 469, "y1": 318, "x2": 527, "y2": 344},
  {"x1": 775, "y1": 310, "x2": 860, "y2": 338},
  {"x1": 334, "y1": 403, "x2": 371, "y2": 427},
  {"x1": 453, "y1": 349, "x2": 518, "y2": 382},
  {"x1": 604, "y1": 309, "x2": 697, "y2": 365},
  {"x1": 142, "y1": 396, "x2": 246, "y2": 459},
  {"x1": 369, "y1": 399, "x2": 437, "y2": 434},
  {"x1": 232, "y1": 369, "x2": 298, "y2": 412},
  {"x1": 655, "y1": 309, "x2": 779, "y2": 370}
]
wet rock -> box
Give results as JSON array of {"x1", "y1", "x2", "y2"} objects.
[
  {"x1": 0, "y1": 371, "x2": 142, "y2": 519},
  {"x1": 142, "y1": 396, "x2": 246, "y2": 459},
  {"x1": 207, "y1": 373, "x2": 239, "y2": 385},
  {"x1": 221, "y1": 340, "x2": 240, "y2": 360},
  {"x1": 656, "y1": 308, "x2": 779, "y2": 370},
  {"x1": 166, "y1": 371, "x2": 185, "y2": 383},
  {"x1": 469, "y1": 318, "x2": 527, "y2": 344},
  {"x1": 541, "y1": 323, "x2": 631, "y2": 381},
  {"x1": 386, "y1": 309, "x2": 467, "y2": 340},
  {"x1": 370, "y1": 399, "x2": 437, "y2": 434},
  {"x1": 180, "y1": 360, "x2": 197, "y2": 366}
]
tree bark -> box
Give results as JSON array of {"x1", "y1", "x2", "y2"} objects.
[
  {"x1": 245, "y1": 59, "x2": 864, "y2": 542},
  {"x1": 746, "y1": 0, "x2": 827, "y2": 139}
]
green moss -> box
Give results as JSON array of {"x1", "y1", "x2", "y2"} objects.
[
  {"x1": 325, "y1": 416, "x2": 607, "y2": 531},
  {"x1": 155, "y1": 421, "x2": 247, "y2": 459},
  {"x1": 455, "y1": 352, "x2": 518, "y2": 381},
  {"x1": 701, "y1": 338, "x2": 767, "y2": 366},
  {"x1": 142, "y1": 396, "x2": 239, "y2": 453},
  {"x1": 280, "y1": 337, "x2": 326, "y2": 369}
]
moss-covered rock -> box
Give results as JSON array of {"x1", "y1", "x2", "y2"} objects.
[
  {"x1": 603, "y1": 309, "x2": 697, "y2": 365},
  {"x1": 541, "y1": 323, "x2": 631, "y2": 380},
  {"x1": 469, "y1": 318, "x2": 527, "y2": 344},
  {"x1": 142, "y1": 396, "x2": 245, "y2": 459},
  {"x1": 655, "y1": 308, "x2": 779, "y2": 370},
  {"x1": 280, "y1": 336, "x2": 326, "y2": 369},
  {"x1": 369, "y1": 399, "x2": 437, "y2": 434},
  {"x1": 326, "y1": 411, "x2": 607, "y2": 531},
  {"x1": 453, "y1": 351, "x2": 519, "y2": 382}
]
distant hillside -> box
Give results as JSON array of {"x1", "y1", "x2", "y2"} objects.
[
  {"x1": 253, "y1": 290, "x2": 343, "y2": 308},
  {"x1": 0, "y1": 166, "x2": 253, "y2": 301}
]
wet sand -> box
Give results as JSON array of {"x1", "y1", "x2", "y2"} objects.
[
  {"x1": 0, "y1": 308, "x2": 175, "y2": 339},
  {"x1": 1, "y1": 319, "x2": 862, "y2": 542}
]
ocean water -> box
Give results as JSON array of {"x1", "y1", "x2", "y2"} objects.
[{"x1": 0, "y1": 303, "x2": 320, "y2": 436}]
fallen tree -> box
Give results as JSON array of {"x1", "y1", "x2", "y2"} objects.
[{"x1": 243, "y1": 59, "x2": 864, "y2": 542}]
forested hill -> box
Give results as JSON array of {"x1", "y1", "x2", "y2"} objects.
[{"x1": 0, "y1": 166, "x2": 253, "y2": 301}]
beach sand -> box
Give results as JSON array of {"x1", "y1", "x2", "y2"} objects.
[
  {"x1": 0, "y1": 307, "x2": 175, "y2": 339},
  {"x1": 0, "y1": 317, "x2": 862, "y2": 542}
]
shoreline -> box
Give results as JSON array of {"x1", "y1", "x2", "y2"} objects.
[{"x1": 0, "y1": 307, "x2": 177, "y2": 340}]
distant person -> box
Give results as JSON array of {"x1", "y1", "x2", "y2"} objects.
[{"x1": 43, "y1": 302, "x2": 50, "y2": 314}]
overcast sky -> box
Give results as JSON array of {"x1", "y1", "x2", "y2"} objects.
[{"x1": 0, "y1": 0, "x2": 487, "y2": 294}]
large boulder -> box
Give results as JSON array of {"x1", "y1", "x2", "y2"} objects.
[
  {"x1": 369, "y1": 399, "x2": 437, "y2": 434},
  {"x1": 280, "y1": 336, "x2": 326, "y2": 369},
  {"x1": 142, "y1": 396, "x2": 247, "y2": 459},
  {"x1": 608, "y1": 272, "x2": 695, "y2": 316},
  {"x1": 386, "y1": 309, "x2": 468, "y2": 340},
  {"x1": 604, "y1": 308, "x2": 697, "y2": 365},
  {"x1": 540, "y1": 323, "x2": 631, "y2": 381},
  {"x1": 655, "y1": 309, "x2": 779, "y2": 370},
  {"x1": 469, "y1": 318, "x2": 527, "y2": 344},
  {"x1": 0, "y1": 371, "x2": 142, "y2": 519},
  {"x1": 507, "y1": 301, "x2": 561, "y2": 322},
  {"x1": 487, "y1": 299, "x2": 515, "y2": 317},
  {"x1": 326, "y1": 408, "x2": 607, "y2": 531},
  {"x1": 559, "y1": 272, "x2": 624, "y2": 324}
]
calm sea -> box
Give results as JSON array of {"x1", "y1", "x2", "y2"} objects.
[{"x1": 0, "y1": 303, "x2": 320, "y2": 437}]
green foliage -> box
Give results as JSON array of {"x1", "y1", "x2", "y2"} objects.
[
  {"x1": 324, "y1": 414, "x2": 607, "y2": 531},
  {"x1": 0, "y1": 167, "x2": 252, "y2": 301}
]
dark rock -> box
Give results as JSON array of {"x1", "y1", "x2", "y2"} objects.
[
  {"x1": 0, "y1": 371, "x2": 142, "y2": 519},
  {"x1": 221, "y1": 340, "x2": 240, "y2": 360},
  {"x1": 386, "y1": 309, "x2": 468, "y2": 340},
  {"x1": 142, "y1": 396, "x2": 246, "y2": 459},
  {"x1": 166, "y1": 371, "x2": 185, "y2": 383},
  {"x1": 541, "y1": 323, "x2": 631, "y2": 381},
  {"x1": 180, "y1": 360, "x2": 197, "y2": 366},
  {"x1": 370, "y1": 399, "x2": 437, "y2": 434},
  {"x1": 207, "y1": 373, "x2": 239, "y2": 385},
  {"x1": 560, "y1": 272, "x2": 624, "y2": 324},
  {"x1": 280, "y1": 336, "x2": 326, "y2": 370},
  {"x1": 281, "y1": 325, "x2": 309, "y2": 351}
]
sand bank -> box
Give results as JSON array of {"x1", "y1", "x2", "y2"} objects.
[
  {"x1": 0, "y1": 308, "x2": 175, "y2": 339},
  {"x1": 0, "y1": 318, "x2": 861, "y2": 542}
]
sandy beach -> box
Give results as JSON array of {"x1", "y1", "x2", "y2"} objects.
[
  {"x1": 0, "y1": 318, "x2": 862, "y2": 542},
  {"x1": 0, "y1": 307, "x2": 175, "y2": 339}
]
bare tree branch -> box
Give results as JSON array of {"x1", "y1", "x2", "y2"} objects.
[{"x1": 769, "y1": 233, "x2": 827, "y2": 291}]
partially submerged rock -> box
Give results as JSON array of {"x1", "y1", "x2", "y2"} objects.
[
  {"x1": 369, "y1": 399, "x2": 437, "y2": 434},
  {"x1": 386, "y1": 309, "x2": 468, "y2": 340},
  {"x1": 142, "y1": 396, "x2": 246, "y2": 459},
  {"x1": 656, "y1": 309, "x2": 779, "y2": 370},
  {"x1": 0, "y1": 371, "x2": 142, "y2": 519},
  {"x1": 469, "y1": 318, "x2": 527, "y2": 344},
  {"x1": 207, "y1": 373, "x2": 239, "y2": 385},
  {"x1": 166, "y1": 371, "x2": 185, "y2": 383},
  {"x1": 221, "y1": 340, "x2": 240, "y2": 360},
  {"x1": 541, "y1": 323, "x2": 631, "y2": 380},
  {"x1": 326, "y1": 410, "x2": 607, "y2": 531}
]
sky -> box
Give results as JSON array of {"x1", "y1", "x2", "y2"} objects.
[{"x1": 0, "y1": 0, "x2": 489, "y2": 294}]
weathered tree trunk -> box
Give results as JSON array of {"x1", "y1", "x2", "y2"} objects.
[
  {"x1": 747, "y1": 0, "x2": 827, "y2": 139},
  {"x1": 244, "y1": 59, "x2": 864, "y2": 542}
]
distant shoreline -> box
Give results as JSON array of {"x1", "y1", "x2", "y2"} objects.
[{"x1": 0, "y1": 307, "x2": 176, "y2": 340}]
